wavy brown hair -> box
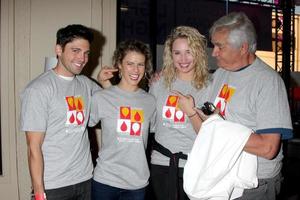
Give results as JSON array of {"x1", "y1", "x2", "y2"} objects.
[
  {"x1": 113, "y1": 39, "x2": 153, "y2": 78},
  {"x1": 112, "y1": 39, "x2": 153, "y2": 89},
  {"x1": 162, "y1": 26, "x2": 209, "y2": 90}
]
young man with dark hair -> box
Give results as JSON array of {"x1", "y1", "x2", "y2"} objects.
[{"x1": 20, "y1": 24, "x2": 101, "y2": 200}]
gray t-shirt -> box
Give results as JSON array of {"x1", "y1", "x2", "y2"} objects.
[
  {"x1": 206, "y1": 57, "x2": 293, "y2": 179},
  {"x1": 149, "y1": 78, "x2": 208, "y2": 167},
  {"x1": 20, "y1": 70, "x2": 100, "y2": 189},
  {"x1": 89, "y1": 86, "x2": 156, "y2": 190}
]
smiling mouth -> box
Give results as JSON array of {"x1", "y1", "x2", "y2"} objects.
[
  {"x1": 129, "y1": 74, "x2": 140, "y2": 80},
  {"x1": 180, "y1": 64, "x2": 189, "y2": 68},
  {"x1": 74, "y1": 63, "x2": 84, "y2": 69}
]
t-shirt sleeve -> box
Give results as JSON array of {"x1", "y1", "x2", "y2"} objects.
[
  {"x1": 20, "y1": 87, "x2": 48, "y2": 132},
  {"x1": 91, "y1": 79, "x2": 102, "y2": 94},
  {"x1": 255, "y1": 74, "x2": 293, "y2": 139},
  {"x1": 89, "y1": 92, "x2": 101, "y2": 127}
]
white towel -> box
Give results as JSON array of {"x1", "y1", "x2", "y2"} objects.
[{"x1": 183, "y1": 114, "x2": 258, "y2": 200}]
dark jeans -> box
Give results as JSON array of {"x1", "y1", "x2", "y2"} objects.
[
  {"x1": 92, "y1": 180, "x2": 146, "y2": 200},
  {"x1": 150, "y1": 164, "x2": 189, "y2": 200},
  {"x1": 45, "y1": 179, "x2": 91, "y2": 200}
]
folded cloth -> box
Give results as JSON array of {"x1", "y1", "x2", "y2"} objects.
[{"x1": 183, "y1": 114, "x2": 258, "y2": 200}]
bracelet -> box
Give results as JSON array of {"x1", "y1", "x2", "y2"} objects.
[
  {"x1": 35, "y1": 193, "x2": 46, "y2": 200},
  {"x1": 188, "y1": 112, "x2": 197, "y2": 118}
]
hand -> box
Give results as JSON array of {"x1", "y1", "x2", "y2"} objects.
[
  {"x1": 195, "y1": 106, "x2": 223, "y2": 121},
  {"x1": 172, "y1": 90, "x2": 196, "y2": 117},
  {"x1": 194, "y1": 107, "x2": 209, "y2": 121},
  {"x1": 97, "y1": 66, "x2": 118, "y2": 89}
]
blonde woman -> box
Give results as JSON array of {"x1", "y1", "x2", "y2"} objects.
[{"x1": 149, "y1": 26, "x2": 210, "y2": 200}]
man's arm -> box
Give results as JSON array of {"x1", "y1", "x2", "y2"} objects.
[
  {"x1": 26, "y1": 131, "x2": 46, "y2": 196},
  {"x1": 244, "y1": 133, "x2": 281, "y2": 160},
  {"x1": 174, "y1": 91, "x2": 281, "y2": 160}
]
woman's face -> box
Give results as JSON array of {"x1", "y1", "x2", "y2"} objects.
[
  {"x1": 118, "y1": 51, "x2": 146, "y2": 91},
  {"x1": 171, "y1": 38, "x2": 195, "y2": 80}
]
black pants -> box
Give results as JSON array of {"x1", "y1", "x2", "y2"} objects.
[
  {"x1": 45, "y1": 179, "x2": 91, "y2": 200},
  {"x1": 150, "y1": 164, "x2": 189, "y2": 200}
]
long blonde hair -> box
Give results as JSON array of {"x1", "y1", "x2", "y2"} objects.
[{"x1": 162, "y1": 26, "x2": 209, "y2": 90}]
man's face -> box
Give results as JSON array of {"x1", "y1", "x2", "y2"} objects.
[
  {"x1": 211, "y1": 29, "x2": 243, "y2": 71},
  {"x1": 56, "y1": 38, "x2": 90, "y2": 77}
]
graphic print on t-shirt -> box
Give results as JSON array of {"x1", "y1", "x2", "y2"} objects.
[
  {"x1": 117, "y1": 106, "x2": 144, "y2": 137},
  {"x1": 213, "y1": 84, "x2": 235, "y2": 116},
  {"x1": 65, "y1": 96, "x2": 85, "y2": 125},
  {"x1": 162, "y1": 95, "x2": 186, "y2": 128}
]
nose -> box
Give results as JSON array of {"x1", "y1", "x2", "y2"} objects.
[
  {"x1": 77, "y1": 52, "x2": 87, "y2": 63},
  {"x1": 180, "y1": 53, "x2": 188, "y2": 62},
  {"x1": 132, "y1": 64, "x2": 139, "y2": 73},
  {"x1": 212, "y1": 46, "x2": 219, "y2": 57}
]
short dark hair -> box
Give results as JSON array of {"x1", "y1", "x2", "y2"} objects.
[{"x1": 56, "y1": 24, "x2": 94, "y2": 49}]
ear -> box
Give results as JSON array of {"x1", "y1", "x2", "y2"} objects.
[
  {"x1": 240, "y1": 42, "x2": 249, "y2": 55},
  {"x1": 117, "y1": 62, "x2": 122, "y2": 70},
  {"x1": 55, "y1": 44, "x2": 63, "y2": 57}
]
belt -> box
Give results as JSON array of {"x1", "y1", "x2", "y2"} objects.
[{"x1": 152, "y1": 139, "x2": 188, "y2": 200}]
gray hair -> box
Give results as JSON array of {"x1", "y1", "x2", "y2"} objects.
[{"x1": 209, "y1": 12, "x2": 257, "y2": 53}]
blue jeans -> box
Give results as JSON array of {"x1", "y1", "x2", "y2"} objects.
[
  {"x1": 45, "y1": 179, "x2": 91, "y2": 200},
  {"x1": 92, "y1": 180, "x2": 146, "y2": 200}
]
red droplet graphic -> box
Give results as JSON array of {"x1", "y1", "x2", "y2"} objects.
[
  {"x1": 134, "y1": 112, "x2": 141, "y2": 121},
  {"x1": 165, "y1": 109, "x2": 171, "y2": 118},
  {"x1": 121, "y1": 121, "x2": 127, "y2": 131},
  {"x1": 69, "y1": 113, "x2": 75, "y2": 123}
]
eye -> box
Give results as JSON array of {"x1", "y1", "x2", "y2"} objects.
[
  {"x1": 138, "y1": 63, "x2": 145, "y2": 67},
  {"x1": 218, "y1": 43, "x2": 226, "y2": 50},
  {"x1": 173, "y1": 51, "x2": 180, "y2": 55},
  {"x1": 72, "y1": 48, "x2": 80, "y2": 53}
]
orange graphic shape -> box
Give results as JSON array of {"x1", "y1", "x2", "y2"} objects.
[
  {"x1": 131, "y1": 109, "x2": 144, "y2": 122},
  {"x1": 219, "y1": 84, "x2": 228, "y2": 98},
  {"x1": 75, "y1": 97, "x2": 84, "y2": 111},
  {"x1": 166, "y1": 95, "x2": 178, "y2": 107},
  {"x1": 120, "y1": 107, "x2": 131, "y2": 119},
  {"x1": 226, "y1": 88, "x2": 235, "y2": 102},
  {"x1": 66, "y1": 96, "x2": 76, "y2": 111},
  {"x1": 134, "y1": 112, "x2": 141, "y2": 121},
  {"x1": 218, "y1": 84, "x2": 235, "y2": 102}
]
